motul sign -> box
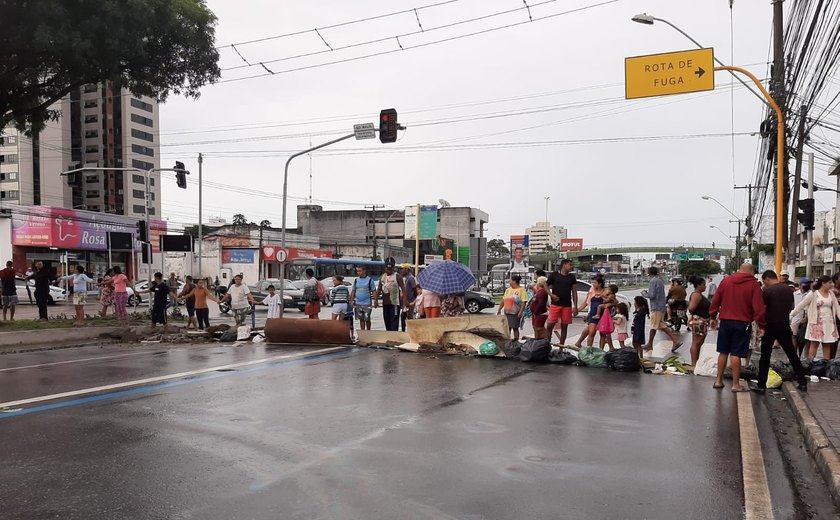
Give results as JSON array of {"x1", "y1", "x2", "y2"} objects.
[{"x1": 560, "y1": 238, "x2": 584, "y2": 251}]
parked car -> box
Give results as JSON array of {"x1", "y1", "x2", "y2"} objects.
[
  {"x1": 133, "y1": 279, "x2": 186, "y2": 306},
  {"x1": 249, "y1": 279, "x2": 304, "y2": 311},
  {"x1": 464, "y1": 290, "x2": 495, "y2": 314},
  {"x1": 14, "y1": 278, "x2": 67, "y2": 305}
]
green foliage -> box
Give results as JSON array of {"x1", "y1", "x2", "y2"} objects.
[
  {"x1": 487, "y1": 239, "x2": 509, "y2": 259},
  {"x1": 231, "y1": 214, "x2": 249, "y2": 226},
  {"x1": 1, "y1": 0, "x2": 221, "y2": 132},
  {"x1": 259, "y1": 220, "x2": 272, "y2": 228},
  {"x1": 678, "y1": 260, "x2": 722, "y2": 278}
]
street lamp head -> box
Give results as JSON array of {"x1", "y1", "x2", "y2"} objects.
[
  {"x1": 631, "y1": 13, "x2": 655, "y2": 25},
  {"x1": 701, "y1": 195, "x2": 711, "y2": 200}
]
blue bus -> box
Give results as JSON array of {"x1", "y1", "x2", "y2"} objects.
[{"x1": 285, "y1": 258, "x2": 386, "y2": 281}]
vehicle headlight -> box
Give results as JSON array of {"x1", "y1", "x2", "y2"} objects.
[{"x1": 479, "y1": 293, "x2": 492, "y2": 300}]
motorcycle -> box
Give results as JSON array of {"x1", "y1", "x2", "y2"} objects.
[
  {"x1": 668, "y1": 300, "x2": 689, "y2": 332},
  {"x1": 218, "y1": 301, "x2": 253, "y2": 315}
]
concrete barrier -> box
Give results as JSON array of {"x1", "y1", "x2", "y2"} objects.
[
  {"x1": 264, "y1": 318, "x2": 352, "y2": 345},
  {"x1": 406, "y1": 315, "x2": 508, "y2": 344}
]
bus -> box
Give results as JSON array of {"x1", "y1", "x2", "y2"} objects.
[{"x1": 285, "y1": 258, "x2": 386, "y2": 281}]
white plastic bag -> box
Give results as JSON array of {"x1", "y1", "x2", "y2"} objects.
[
  {"x1": 693, "y1": 354, "x2": 718, "y2": 378},
  {"x1": 237, "y1": 325, "x2": 252, "y2": 341}
]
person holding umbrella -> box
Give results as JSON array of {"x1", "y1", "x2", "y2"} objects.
[{"x1": 417, "y1": 260, "x2": 476, "y2": 320}]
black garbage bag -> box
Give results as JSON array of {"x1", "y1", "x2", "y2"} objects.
[
  {"x1": 826, "y1": 359, "x2": 840, "y2": 380},
  {"x1": 607, "y1": 347, "x2": 641, "y2": 372},
  {"x1": 770, "y1": 360, "x2": 794, "y2": 381},
  {"x1": 548, "y1": 350, "x2": 577, "y2": 365},
  {"x1": 740, "y1": 363, "x2": 758, "y2": 381},
  {"x1": 519, "y1": 338, "x2": 552, "y2": 363},
  {"x1": 503, "y1": 340, "x2": 521, "y2": 360},
  {"x1": 219, "y1": 330, "x2": 239, "y2": 342},
  {"x1": 809, "y1": 359, "x2": 829, "y2": 378}
]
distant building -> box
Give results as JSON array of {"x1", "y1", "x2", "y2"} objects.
[
  {"x1": 0, "y1": 82, "x2": 161, "y2": 219},
  {"x1": 526, "y1": 221, "x2": 567, "y2": 253}
]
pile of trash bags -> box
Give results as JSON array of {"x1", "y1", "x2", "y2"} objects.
[{"x1": 503, "y1": 340, "x2": 640, "y2": 372}]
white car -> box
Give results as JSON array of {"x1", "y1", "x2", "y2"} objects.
[
  {"x1": 133, "y1": 279, "x2": 185, "y2": 305},
  {"x1": 14, "y1": 278, "x2": 67, "y2": 305},
  {"x1": 575, "y1": 279, "x2": 632, "y2": 313}
]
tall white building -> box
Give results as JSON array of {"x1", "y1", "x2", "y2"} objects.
[
  {"x1": 0, "y1": 82, "x2": 161, "y2": 218},
  {"x1": 526, "y1": 221, "x2": 567, "y2": 253}
]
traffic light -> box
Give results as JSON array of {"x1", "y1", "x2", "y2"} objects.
[
  {"x1": 379, "y1": 108, "x2": 398, "y2": 144},
  {"x1": 174, "y1": 161, "x2": 187, "y2": 189},
  {"x1": 137, "y1": 220, "x2": 148, "y2": 242},
  {"x1": 797, "y1": 198, "x2": 815, "y2": 230}
]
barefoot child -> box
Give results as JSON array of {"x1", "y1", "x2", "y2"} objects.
[
  {"x1": 632, "y1": 296, "x2": 649, "y2": 359},
  {"x1": 614, "y1": 302, "x2": 629, "y2": 348}
]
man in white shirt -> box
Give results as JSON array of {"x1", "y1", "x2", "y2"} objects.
[{"x1": 222, "y1": 274, "x2": 255, "y2": 326}]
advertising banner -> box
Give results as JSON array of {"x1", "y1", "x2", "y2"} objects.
[
  {"x1": 222, "y1": 249, "x2": 256, "y2": 264},
  {"x1": 560, "y1": 238, "x2": 584, "y2": 251},
  {"x1": 510, "y1": 235, "x2": 529, "y2": 248},
  {"x1": 11, "y1": 206, "x2": 149, "y2": 252},
  {"x1": 404, "y1": 205, "x2": 438, "y2": 240},
  {"x1": 260, "y1": 246, "x2": 333, "y2": 262}
]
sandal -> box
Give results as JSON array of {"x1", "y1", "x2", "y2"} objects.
[
  {"x1": 713, "y1": 383, "x2": 725, "y2": 389},
  {"x1": 671, "y1": 342, "x2": 683, "y2": 352}
]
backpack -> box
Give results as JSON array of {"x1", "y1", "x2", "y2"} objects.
[{"x1": 315, "y1": 280, "x2": 326, "y2": 299}]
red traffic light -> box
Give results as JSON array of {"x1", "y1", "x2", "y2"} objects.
[{"x1": 379, "y1": 108, "x2": 398, "y2": 144}]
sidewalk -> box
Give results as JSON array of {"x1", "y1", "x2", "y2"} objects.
[{"x1": 783, "y1": 381, "x2": 840, "y2": 509}]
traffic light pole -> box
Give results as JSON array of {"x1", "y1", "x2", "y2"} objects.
[
  {"x1": 714, "y1": 65, "x2": 785, "y2": 275},
  {"x1": 806, "y1": 152, "x2": 815, "y2": 278},
  {"x1": 279, "y1": 132, "x2": 355, "y2": 317}
]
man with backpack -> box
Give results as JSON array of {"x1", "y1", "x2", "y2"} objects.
[
  {"x1": 350, "y1": 265, "x2": 377, "y2": 331},
  {"x1": 374, "y1": 258, "x2": 407, "y2": 331}
]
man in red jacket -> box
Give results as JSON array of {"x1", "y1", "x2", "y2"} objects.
[{"x1": 709, "y1": 263, "x2": 766, "y2": 392}]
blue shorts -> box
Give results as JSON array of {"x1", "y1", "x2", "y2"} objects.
[{"x1": 716, "y1": 320, "x2": 752, "y2": 358}]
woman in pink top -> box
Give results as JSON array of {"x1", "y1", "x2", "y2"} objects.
[{"x1": 111, "y1": 266, "x2": 131, "y2": 325}]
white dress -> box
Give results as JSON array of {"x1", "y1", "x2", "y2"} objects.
[{"x1": 806, "y1": 293, "x2": 838, "y2": 342}]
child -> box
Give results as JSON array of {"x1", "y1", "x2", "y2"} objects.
[
  {"x1": 497, "y1": 275, "x2": 528, "y2": 340},
  {"x1": 593, "y1": 284, "x2": 619, "y2": 320},
  {"x1": 614, "y1": 302, "x2": 630, "y2": 348},
  {"x1": 632, "y1": 296, "x2": 649, "y2": 359},
  {"x1": 331, "y1": 276, "x2": 350, "y2": 321},
  {"x1": 260, "y1": 284, "x2": 281, "y2": 319}
]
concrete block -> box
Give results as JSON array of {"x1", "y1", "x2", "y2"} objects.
[
  {"x1": 406, "y1": 315, "x2": 508, "y2": 344},
  {"x1": 356, "y1": 330, "x2": 411, "y2": 346}
]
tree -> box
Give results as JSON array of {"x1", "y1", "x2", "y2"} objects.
[
  {"x1": 678, "y1": 260, "x2": 722, "y2": 278},
  {"x1": 1, "y1": 0, "x2": 221, "y2": 132},
  {"x1": 232, "y1": 214, "x2": 248, "y2": 226},
  {"x1": 487, "y1": 239, "x2": 509, "y2": 259},
  {"x1": 259, "y1": 219, "x2": 272, "y2": 228}
]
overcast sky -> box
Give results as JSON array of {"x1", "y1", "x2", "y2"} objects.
[{"x1": 157, "y1": 0, "x2": 839, "y2": 248}]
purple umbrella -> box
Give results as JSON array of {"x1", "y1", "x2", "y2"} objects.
[{"x1": 417, "y1": 260, "x2": 475, "y2": 294}]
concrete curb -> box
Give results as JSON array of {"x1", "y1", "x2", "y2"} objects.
[
  {"x1": 781, "y1": 382, "x2": 840, "y2": 509},
  {"x1": 0, "y1": 326, "x2": 148, "y2": 355}
]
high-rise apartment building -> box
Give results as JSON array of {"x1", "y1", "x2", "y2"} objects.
[
  {"x1": 0, "y1": 82, "x2": 161, "y2": 218},
  {"x1": 526, "y1": 221, "x2": 568, "y2": 253}
]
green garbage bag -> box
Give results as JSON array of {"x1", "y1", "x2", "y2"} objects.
[
  {"x1": 479, "y1": 341, "x2": 500, "y2": 356},
  {"x1": 578, "y1": 346, "x2": 608, "y2": 368}
]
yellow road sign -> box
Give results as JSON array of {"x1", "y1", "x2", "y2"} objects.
[{"x1": 625, "y1": 48, "x2": 715, "y2": 99}]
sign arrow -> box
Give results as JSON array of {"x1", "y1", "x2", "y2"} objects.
[{"x1": 695, "y1": 67, "x2": 705, "y2": 78}]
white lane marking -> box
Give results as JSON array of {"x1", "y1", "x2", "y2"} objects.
[
  {"x1": 0, "y1": 350, "x2": 161, "y2": 373},
  {"x1": 737, "y1": 392, "x2": 775, "y2": 520},
  {"x1": 0, "y1": 347, "x2": 344, "y2": 409}
]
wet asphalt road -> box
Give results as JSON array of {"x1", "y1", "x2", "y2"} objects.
[{"x1": 0, "y1": 342, "x2": 827, "y2": 519}]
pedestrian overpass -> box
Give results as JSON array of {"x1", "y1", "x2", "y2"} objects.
[{"x1": 489, "y1": 244, "x2": 734, "y2": 267}]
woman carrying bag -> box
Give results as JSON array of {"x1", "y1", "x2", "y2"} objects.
[{"x1": 791, "y1": 275, "x2": 840, "y2": 360}]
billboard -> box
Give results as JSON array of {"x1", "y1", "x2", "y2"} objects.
[
  {"x1": 560, "y1": 238, "x2": 584, "y2": 251},
  {"x1": 510, "y1": 235, "x2": 529, "y2": 248},
  {"x1": 260, "y1": 247, "x2": 333, "y2": 262},
  {"x1": 222, "y1": 248, "x2": 256, "y2": 264},
  {"x1": 404, "y1": 205, "x2": 438, "y2": 240},
  {"x1": 10, "y1": 206, "x2": 161, "y2": 252}
]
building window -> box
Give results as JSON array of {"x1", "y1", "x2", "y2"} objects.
[
  {"x1": 83, "y1": 84, "x2": 98, "y2": 93},
  {"x1": 131, "y1": 159, "x2": 154, "y2": 170},
  {"x1": 0, "y1": 190, "x2": 19, "y2": 200},
  {"x1": 131, "y1": 144, "x2": 154, "y2": 157},
  {"x1": 132, "y1": 174, "x2": 144, "y2": 184},
  {"x1": 0, "y1": 154, "x2": 17, "y2": 164},
  {"x1": 88, "y1": 205, "x2": 100, "y2": 212},
  {"x1": 85, "y1": 145, "x2": 99, "y2": 154},
  {"x1": 84, "y1": 115, "x2": 98, "y2": 124},
  {"x1": 85, "y1": 190, "x2": 100, "y2": 198},
  {"x1": 130, "y1": 128, "x2": 154, "y2": 142},
  {"x1": 85, "y1": 175, "x2": 98, "y2": 184},
  {"x1": 130, "y1": 113, "x2": 153, "y2": 128},
  {"x1": 132, "y1": 189, "x2": 145, "y2": 199},
  {"x1": 1, "y1": 135, "x2": 17, "y2": 145},
  {"x1": 0, "y1": 172, "x2": 17, "y2": 181},
  {"x1": 84, "y1": 100, "x2": 98, "y2": 109},
  {"x1": 133, "y1": 204, "x2": 155, "y2": 216},
  {"x1": 130, "y1": 98, "x2": 154, "y2": 113},
  {"x1": 85, "y1": 130, "x2": 98, "y2": 139}
]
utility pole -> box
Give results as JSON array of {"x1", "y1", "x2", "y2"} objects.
[
  {"x1": 734, "y1": 184, "x2": 767, "y2": 254},
  {"x1": 198, "y1": 153, "x2": 203, "y2": 281},
  {"x1": 787, "y1": 105, "x2": 808, "y2": 265},
  {"x1": 365, "y1": 204, "x2": 385, "y2": 260},
  {"x1": 806, "y1": 152, "x2": 815, "y2": 278},
  {"x1": 771, "y1": 0, "x2": 788, "y2": 251}
]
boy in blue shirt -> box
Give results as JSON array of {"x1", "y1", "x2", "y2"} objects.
[{"x1": 350, "y1": 266, "x2": 376, "y2": 331}]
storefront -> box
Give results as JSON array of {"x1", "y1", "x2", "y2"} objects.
[
  {"x1": 261, "y1": 246, "x2": 333, "y2": 279},
  {"x1": 8, "y1": 205, "x2": 165, "y2": 279}
]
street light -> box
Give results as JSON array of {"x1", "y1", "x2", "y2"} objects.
[
  {"x1": 631, "y1": 13, "x2": 768, "y2": 107},
  {"x1": 709, "y1": 225, "x2": 734, "y2": 243},
  {"x1": 701, "y1": 195, "x2": 739, "y2": 219}
]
